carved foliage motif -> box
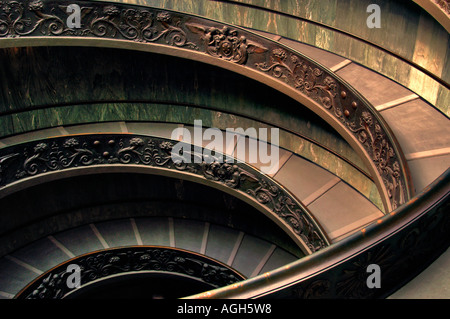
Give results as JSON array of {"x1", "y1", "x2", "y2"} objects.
[
  {"x1": 0, "y1": 0, "x2": 70, "y2": 37},
  {"x1": 349, "y1": 111, "x2": 404, "y2": 210},
  {"x1": 22, "y1": 247, "x2": 244, "y2": 299},
  {"x1": 0, "y1": 134, "x2": 329, "y2": 252},
  {"x1": 292, "y1": 279, "x2": 331, "y2": 299},
  {"x1": 186, "y1": 23, "x2": 268, "y2": 64},
  {"x1": 17, "y1": 138, "x2": 95, "y2": 178},
  {"x1": 0, "y1": 0, "x2": 197, "y2": 48},
  {"x1": 89, "y1": 6, "x2": 197, "y2": 48},
  {"x1": 247, "y1": 181, "x2": 326, "y2": 252}
]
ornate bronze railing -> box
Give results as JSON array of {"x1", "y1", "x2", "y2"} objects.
[{"x1": 0, "y1": 0, "x2": 413, "y2": 213}]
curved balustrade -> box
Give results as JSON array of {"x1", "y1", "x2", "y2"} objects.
[{"x1": 128, "y1": 0, "x2": 449, "y2": 116}]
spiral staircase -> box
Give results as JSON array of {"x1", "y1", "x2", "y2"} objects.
[{"x1": 0, "y1": 0, "x2": 448, "y2": 299}]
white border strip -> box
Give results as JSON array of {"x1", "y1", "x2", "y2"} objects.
[
  {"x1": 130, "y1": 218, "x2": 143, "y2": 246},
  {"x1": 227, "y1": 231, "x2": 245, "y2": 266},
  {"x1": 0, "y1": 290, "x2": 15, "y2": 299},
  {"x1": 119, "y1": 121, "x2": 129, "y2": 133},
  {"x1": 303, "y1": 177, "x2": 341, "y2": 206},
  {"x1": 200, "y1": 222, "x2": 210, "y2": 255},
  {"x1": 330, "y1": 59, "x2": 352, "y2": 72},
  {"x1": 56, "y1": 126, "x2": 70, "y2": 136},
  {"x1": 375, "y1": 94, "x2": 419, "y2": 112},
  {"x1": 406, "y1": 147, "x2": 450, "y2": 161},
  {"x1": 168, "y1": 217, "x2": 175, "y2": 247}
]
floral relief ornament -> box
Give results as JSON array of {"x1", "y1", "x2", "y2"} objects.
[
  {"x1": 186, "y1": 22, "x2": 268, "y2": 64},
  {"x1": 0, "y1": 1, "x2": 198, "y2": 48}
]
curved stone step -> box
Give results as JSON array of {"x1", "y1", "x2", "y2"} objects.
[{"x1": 273, "y1": 153, "x2": 383, "y2": 242}]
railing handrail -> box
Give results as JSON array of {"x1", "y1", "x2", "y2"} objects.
[{"x1": 187, "y1": 168, "x2": 450, "y2": 299}]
